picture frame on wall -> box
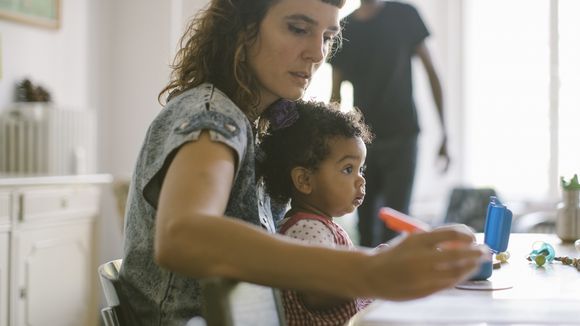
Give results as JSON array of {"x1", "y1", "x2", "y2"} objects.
[{"x1": 0, "y1": 0, "x2": 60, "y2": 29}]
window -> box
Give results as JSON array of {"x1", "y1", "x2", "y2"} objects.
[
  {"x1": 558, "y1": 0, "x2": 580, "y2": 182},
  {"x1": 463, "y1": 0, "x2": 579, "y2": 202}
]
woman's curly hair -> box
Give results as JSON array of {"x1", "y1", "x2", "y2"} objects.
[
  {"x1": 159, "y1": 0, "x2": 345, "y2": 117},
  {"x1": 257, "y1": 101, "x2": 373, "y2": 205}
]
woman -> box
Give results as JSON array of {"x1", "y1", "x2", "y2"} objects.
[{"x1": 119, "y1": 0, "x2": 485, "y2": 325}]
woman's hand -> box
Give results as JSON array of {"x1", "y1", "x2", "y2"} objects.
[
  {"x1": 365, "y1": 229, "x2": 486, "y2": 301},
  {"x1": 434, "y1": 223, "x2": 476, "y2": 242}
]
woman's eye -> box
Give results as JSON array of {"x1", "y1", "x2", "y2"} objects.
[
  {"x1": 323, "y1": 34, "x2": 336, "y2": 44},
  {"x1": 288, "y1": 24, "x2": 307, "y2": 35}
]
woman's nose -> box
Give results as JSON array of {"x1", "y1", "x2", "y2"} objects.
[{"x1": 303, "y1": 36, "x2": 325, "y2": 63}]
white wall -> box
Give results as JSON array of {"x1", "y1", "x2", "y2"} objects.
[
  {"x1": 97, "y1": 0, "x2": 202, "y2": 263},
  {"x1": 104, "y1": 1, "x2": 172, "y2": 178},
  {"x1": 0, "y1": 0, "x2": 90, "y2": 109}
]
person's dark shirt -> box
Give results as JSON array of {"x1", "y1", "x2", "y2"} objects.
[{"x1": 330, "y1": 2, "x2": 429, "y2": 140}]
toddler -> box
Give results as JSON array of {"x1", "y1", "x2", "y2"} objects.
[{"x1": 258, "y1": 100, "x2": 373, "y2": 325}]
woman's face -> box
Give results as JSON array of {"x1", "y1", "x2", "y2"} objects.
[{"x1": 247, "y1": 0, "x2": 340, "y2": 111}]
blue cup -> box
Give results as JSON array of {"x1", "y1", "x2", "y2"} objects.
[
  {"x1": 470, "y1": 260, "x2": 493, "y2": 280},
  {"x1": 470, "y1": 196, "x2": 512, "y2": 281}
]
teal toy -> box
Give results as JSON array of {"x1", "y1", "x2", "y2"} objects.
[{"x1": 527, "y1": 241, "x2": 556, "y2": 266}]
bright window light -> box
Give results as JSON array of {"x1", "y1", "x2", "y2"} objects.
[
  {"x1": 463, "y1": 0, "x2": 551, "y2": 201},
  {"x1": 558, "y1": 0, "x2": 580, "y2": 180}
]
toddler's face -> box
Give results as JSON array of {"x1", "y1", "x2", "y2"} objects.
[{"x1": 307, "y1": 136, "x2": 366, "y2": 218}]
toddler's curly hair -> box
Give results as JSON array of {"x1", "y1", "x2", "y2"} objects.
[{"x1": 257, "y1": 101, "x2": 373, "y2": 205}]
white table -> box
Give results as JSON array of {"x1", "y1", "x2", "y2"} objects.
[{"x1": 348, "y1": 234, "x2": 580, "y2": 325}]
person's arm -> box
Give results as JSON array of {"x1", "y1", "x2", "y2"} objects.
[
  {"x1": 415, "y1": 41, "x2": 450, "y2": 172},
  {"x1": 154, "y1": 131, "x2": 485, "y2": 300},
  {"x1": 331, "y1": 66, "x2": 345, "y2": 103}
]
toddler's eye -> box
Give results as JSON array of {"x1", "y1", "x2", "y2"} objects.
[{"x1": 342, "y1": 166, "x2": 353, "y2": 174}]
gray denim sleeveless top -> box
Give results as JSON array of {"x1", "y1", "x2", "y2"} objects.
[{"x1": 119, "y1": 83, "x2": 278, "y2": 326}]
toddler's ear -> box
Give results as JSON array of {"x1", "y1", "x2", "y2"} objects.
[{"x1": 290, "y1": 167, "x2": 312, "y2": 195}]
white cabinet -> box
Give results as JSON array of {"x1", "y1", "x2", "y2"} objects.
[
  {"x1": 0, "y1": 191, "x2": 10, "y2": 326},
  {"x1": 0, "y1": 231, "x2": 9, "y2": 326},
  {"x1": 0, "y1": 175, "x2": 111, "y2": 326},
  {"x1": 13, "y1": 222, "x2": 94, "y2": 326}
]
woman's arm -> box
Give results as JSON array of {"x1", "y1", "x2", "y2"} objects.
[{"x1": 154, "y1": 131, "x2": 485, "y2": 301}]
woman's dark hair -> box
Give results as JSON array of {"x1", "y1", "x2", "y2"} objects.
[
  {"x1": 159, "y1": 0, "x2": 345, "y2": 116},
  {"x1": 257, "y1": 101, "x2": 373, "y2": 204}
]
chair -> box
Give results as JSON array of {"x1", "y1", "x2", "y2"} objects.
[
  {"x1": 512, "y1": 211, "x2": 556, "y2": 234},
  {"x1": 444, "y1": 187, "x2": 498, "y2": 232},
  {"x1": 200, "y1": 278, "x2": 286, "y2": 326},
  {"x1": 98, "y1": 259, "x2": 138, "y2": 326},
  {"x1": 99, "y1": 259, "x2": 284, "y2": 326}
]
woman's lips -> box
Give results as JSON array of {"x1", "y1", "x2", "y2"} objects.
[{"x1": 290, "y1": 71, "x2": 310, "y2": 86}]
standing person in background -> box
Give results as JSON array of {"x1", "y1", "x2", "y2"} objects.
[
  {"x1": 329, "y1": 0, "x2": 449, "y2": 247},
  {"x1": 118, "y1": 0, "x2": 484, "y2": 325}
]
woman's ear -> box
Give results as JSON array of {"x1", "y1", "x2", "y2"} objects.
[{"x1": 290, "y1": 167, "x2": 312, "y2": 195}]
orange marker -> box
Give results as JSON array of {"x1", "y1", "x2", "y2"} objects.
[{"x1": 378, "y1": 207, "x2": 431, "y2": 233}]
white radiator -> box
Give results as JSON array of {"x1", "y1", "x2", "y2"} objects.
[{"x1": 0, "y1": 104, "x2": 96, "y2": 175}]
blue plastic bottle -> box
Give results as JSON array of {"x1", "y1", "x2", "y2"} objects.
[{"x1": 470, "y1": 196, "x2": 512, "y2": 280}]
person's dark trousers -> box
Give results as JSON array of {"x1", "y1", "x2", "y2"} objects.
[{"x1": 357, "y1": 136, "x2": 418, "y2": 247}]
